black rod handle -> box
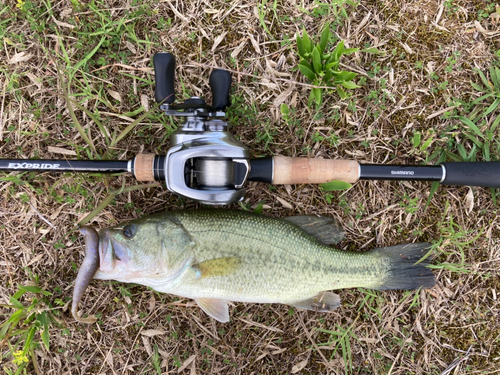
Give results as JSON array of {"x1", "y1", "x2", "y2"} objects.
[
  {"x1": 154, "y1": 52, "x2": 176, "y2": 104},
  {"x1": 441, "y1": 162, "x2": 500, "y2": 188},
  {"x1": 209, "y1": 69, "x2": 232, "y2": 110}
]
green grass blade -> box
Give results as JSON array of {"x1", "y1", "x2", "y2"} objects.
[
  {"x1": 77, "y1": 182, "x2": 161, "y2": 227},
  {"x1": 490, "y1": 113, "x2": 500, "y2": 133},
  {"x1": 320, "y1": 180, "x2": 352, "y2": 191},
  {"x1": 19, "y1": 286, "x2": 49, "y2": 294},
  {"x1": 463, "y1": 132, "x2": 484, "y2": 148},
  {"x1": 312, "y1": 47, "x2": 322, "y2": 74},
  {"x1": 8, "y1": 297, "x2": 23, "y2": 310},
  {"x1": 466, "y1": 144, "x2": 477, "y2": 161},
  {"x1": 412, "y1": 245, "x2": 436, "y2": 265},
  {"x1": 495, "y1": 67, "x2": 500, "y2": 90},
  {"x1": 298, "y1": 64, "x2": 316, "y2": 81},
  {"x1": 65, "y1": 93, "x2": 96, "y2": 152},
  {"x1": 361, "y1": 47, "x2": 384, "y2": 54},
  {"x1": 325, "y1": 61, "x2": 339, "y2": 70},
  {"x1": 109, "y1": 103, "x2": 161, "y2": 147},
  {"x1": 302, "y1": 28, "x2": 312, "y2": 53},
  {"x1": 12, "y1": 289, "x2": 27, "y2": 300},
  {"x1": 299, "y1": 59, "x2": 314, "y2": 71},
  {"x1": 341, "y1": 81, "x2": 360, "y2": 89},
  {"x1": 69, "y1": 99, "x2": 109, "y2": 145},
  {"x1": 471, "y1": 92, "x2": 494, "y2": 105},
  {"x1": 77, "y1": 193, "x2": 115, "y2": 227},
  {"x1": 483, "y1": 141, "x2": 490, "y2": 161},
  {"x1": 476, "y1": 68, "x2": 491, "y2": 89},
  {"x1": 470, "y1": 82, "x2": 484, "y2": 92},
  {"x1": 312, "y1": 87, "x2": 322, "y2": 105},
  {"x1": 110, "y1": 182, "x2": 160, "y2": 195},
  {"x1": 332, "y1": 71, "x2": 357, "y2": 81},
  {"x1": 483, "y1": 97, "x2": 500, "y2": 117},
  {"x1": 457, "y1": 143, "x2": 467, "y2": 160},
  {"x1": 489, "y1": 66, "x2": 499, "y2": 88},
  {"x1": 37, "y1": 313, "x2": 50, "y2": 350},
  {"x1": 296, "y1": 35, "x2": 305, "y2": 57},
  {"x1": 54, "y1": 63, "x2": 96, "y2": 152},
  {"x1": 319, "y1": 23, "x2": 330, "y2": 54},
  {"x1": 341, "y1": 47, "x2": 359, "y2": 54},
  {"x1": 425, "y1": 181, "x2": 440, "y2": 212},
  {"x1": 458, "y1": 116, "x2": 484, "y2": 138},
  {"x1": 332, "y1": 40, "x2": 344, "y2": 61},
  {"x1": 490, "y1": 187, "x2": 497, "y2": 205},
  {"x1": 337, "y1": 86, "x2": 346, "y2": 99},
  {"x1": 70, "y1": 35, "x2": 106, "y2": 82}
]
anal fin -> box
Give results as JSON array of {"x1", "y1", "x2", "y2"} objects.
[
  {"x1": 290, "y1": 292, "x2": 340, "y2": 312},
  {"x1": 195, "y1": 298, "x2": 230, "y2": 323}
]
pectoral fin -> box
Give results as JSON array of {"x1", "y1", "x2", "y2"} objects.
[
  {"x1": 195, "y1": 298, "x2": 230, "y2": 323},
  {"x1": 290, "y1": 292, "x2": 341, "y2": 312},
  {"x1": 191, "y1": 257, "x2": 242, "y2": 279}
]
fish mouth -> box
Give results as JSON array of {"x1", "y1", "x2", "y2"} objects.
[
  {"x1": 98, "y1": 230, "x2": 114, "y2": 272},
  {"x1": 72, "y1": 227, "x2": 131, "y2": 323},
  {"x1": 96, "y1": 229, "x2": 130, "y2": 274}
]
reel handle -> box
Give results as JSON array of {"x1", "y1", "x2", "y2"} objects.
[
  {"x1": 209, "y1": 69, "x2": 232, "y2": 110},
  {"x1": 154, "y1": 52, "x2": 176, "y2": 104}
]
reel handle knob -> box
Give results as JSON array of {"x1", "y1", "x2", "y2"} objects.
[
  {"x1": 209, "y1": 69, "x2": 232, "y2": 110},
  {"x1": 154, "y1": 52, "x2": 176, "y2": 104}
]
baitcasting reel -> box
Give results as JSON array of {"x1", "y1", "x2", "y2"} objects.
[{"x1": 132, "y1": 53, "x2": 251, "y2": 204}]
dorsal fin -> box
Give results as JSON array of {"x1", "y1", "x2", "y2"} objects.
[{"x1": 283, "y1": 216, "x2": 344, "y2": 245}]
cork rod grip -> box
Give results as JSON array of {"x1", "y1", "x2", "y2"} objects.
[
  {"x1": 134, "y1": 154, "x2": 156, "y2": 182},
  {"x1": 272, "y1": 156, "x2": 360, "y2": 185}
]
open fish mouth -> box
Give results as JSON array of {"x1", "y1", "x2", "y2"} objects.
[
  {"x1": 98, "y1": 231, "x2": 113, "y2": 272},
  {"x1": 72, "y1": 228, "x2": 132, "y2": 323}
]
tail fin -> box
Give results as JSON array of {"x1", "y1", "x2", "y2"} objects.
[{"x1": 373, "y1": 243, "x2": 435, "y2": 290}]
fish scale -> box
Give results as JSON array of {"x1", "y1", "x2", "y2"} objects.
[{"x1": 73, "y1": 209, "x2": 435, "y2": 323}]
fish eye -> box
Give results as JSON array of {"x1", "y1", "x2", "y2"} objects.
[{"x1": 122, "y1": 224, "x2": 136, "y2": 239}]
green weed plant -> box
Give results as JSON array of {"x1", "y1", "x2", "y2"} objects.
[
  {"x1": 316, "y1": 314, "x2": 360, "y2": 374},
  {"x1": 296, "y1": 23, "x2": 359, "y2": 107}
]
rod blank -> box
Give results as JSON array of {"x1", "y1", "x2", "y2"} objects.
[{"x1": 0, "y1": 159, "x2": 129, "y2": 173}]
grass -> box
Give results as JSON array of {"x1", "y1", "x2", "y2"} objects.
[
  {"x1": 0, "y1": 282, "x2": 55, "y2": 375},
  {"x1": 1, "y1": 0, "x2": 500, "y2": 374}
]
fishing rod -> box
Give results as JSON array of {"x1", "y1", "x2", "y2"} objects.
[{"x1": 1, "y1": 53, "x2": 500, "y2": 205}]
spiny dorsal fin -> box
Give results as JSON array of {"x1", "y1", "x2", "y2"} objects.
[
  {"x1": 290, "y1": 292, "x2": 340, "y2": 312},
  {"x1": 283, "y1": 216, "x2": 344, "y2": 245},
  {"x1": 191, "y1": 257, "x2": 242, "y2": 279},
  {"x1": 195, "y1": 298, "x2": 230, "y2": 322}
]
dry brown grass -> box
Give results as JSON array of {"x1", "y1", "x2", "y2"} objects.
[{"x1": 1, "y1": 0, "x2": 499, "y2": 374}]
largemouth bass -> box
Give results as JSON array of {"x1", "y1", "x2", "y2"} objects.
[{"x1": 72, "y1": 210, "x2": 435, "y2": 323}]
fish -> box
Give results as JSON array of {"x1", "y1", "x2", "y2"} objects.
[{"x1": 72, "y1": 209, "x2": 435, "y2": 323}]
